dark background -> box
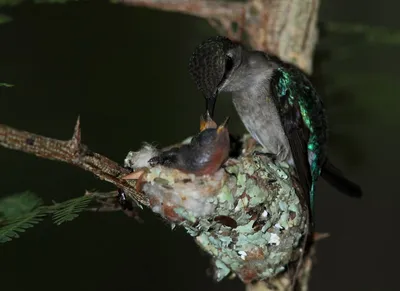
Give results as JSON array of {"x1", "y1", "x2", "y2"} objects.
[{"x1": 0, "y1": 1, "x2": 399, "y2": 290}]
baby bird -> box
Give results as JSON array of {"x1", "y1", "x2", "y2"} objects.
[{"x1": 148, "y1": 112, "x2": 230, "y2": 176}]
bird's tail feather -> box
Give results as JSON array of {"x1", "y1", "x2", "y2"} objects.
[{"x1": 321, "y1": 159, "x2": 363, "y2": 197}]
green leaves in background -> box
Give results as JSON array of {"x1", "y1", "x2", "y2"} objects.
[
  {"x1": 0, "y1": 0, "x2": 76, "y2": 5},
  {"x1": 34, "y1": 0, "x2": 80, "y2": 3},
  {"x1": 325, "y1": 21, "x2": 400, "y2": 46},
  {"x1": 0, "y1": 191, "x2": 42, "y2": 219},
  {"x1": 0, "y1": 83, "x2": 14, "y2": 87},
  {"x1": 52, "y1": 195, "x2": 92, "y2": 225},
  {"x1": 0, "y1": 211, "x2": 46, "y2": 243},
  {"x1": 0, "y1": 0, "x2": 80, "y2": 22},
  {"x1": 0, "y1": 191, "x2": 93, "y2": 243},
  {"x1": 0, "y1": 0, "x2": 25, "y2": 6},
  {"x1": 0, "y1": 14, "x2": 12, "y2": 24}
]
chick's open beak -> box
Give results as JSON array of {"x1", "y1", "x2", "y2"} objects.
[
  {"x1": 200, "y1": 110, "x2": 217, "y2": 132},
  {"x1": 217, "y1": 116, "x2": 230, "y2": 134}
]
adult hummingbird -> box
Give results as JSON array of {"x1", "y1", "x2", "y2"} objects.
[{"x1": 188, "y1": 36, "x2": 362, "y2": 225}]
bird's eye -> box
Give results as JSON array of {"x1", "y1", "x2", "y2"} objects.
[{"x1": 225, "y1": 55, "x2": 234, "y2": 72}]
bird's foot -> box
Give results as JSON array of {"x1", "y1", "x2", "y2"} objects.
[
  {"x1": 148, "y1": 148, "x2": 179, "y2": 167},
  {"x1": 117, "y1": 188, "x2": 133, "y2": 211},
  {"x1": 252, "y1": 151, "x2": 277, "y2": 163},
  {"x1": 148, "y1": 156, "x2": 162, "y2": 167}
]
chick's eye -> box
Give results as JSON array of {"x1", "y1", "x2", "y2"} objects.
[{"x1": 225, "y1": 56, "x2": 234, "y2": 72}]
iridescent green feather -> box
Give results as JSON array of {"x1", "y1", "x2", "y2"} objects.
[{"x1": 275, "y1": 68, "x2": 327, "y2": 213}]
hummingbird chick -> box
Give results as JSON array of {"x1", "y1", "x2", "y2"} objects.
[
  {"x1": 148, "y1": 113, "x2": 230, "y2": 176},
  {"x1": 122, "y1": 114, "x2": 230, "y2": 222}
]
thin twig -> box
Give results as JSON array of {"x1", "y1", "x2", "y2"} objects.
[
  {"x1": 0, "y1": 119, "x2": 149, "y2": 206},
  {"x1": 85, "y1": 190, "x2": 144, "y2": 221}
]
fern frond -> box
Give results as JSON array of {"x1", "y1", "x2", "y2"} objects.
[
  {"x1": 52, "y1": 195, "x2": 93, "y2": 225},
  {"x1": 0, "y1": 192, "x2": 94, "y2": 243},
  {"x1": 0, "y1": 191, "x2": 43, "y2": 219},
  {"x1": 0, "y1": 211, "x2": 46, "y2": 243}
]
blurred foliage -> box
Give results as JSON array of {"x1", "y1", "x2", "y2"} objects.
[
  {"x1": 0, "y1": 0, "x2": 88, "y2": 31},
  {"x1": 311, "y1": 43, "x2": 366, "y2": 167},
  {"x1": 0, "y1": 82, "x2": 14, "y2": 87},
  {"x1": 0, "y1": 0, "x2": 78, "y2": 5},
  {"x1": 0, "y1": 0, "x2": 25, "y2": 6},
  {"x1": 0, "y1": 191, "x2": 93, "y2": 243},
  {"x1": 324, "y1": 21, "x2": 400, "y2": 46},
  {"x1": 34, "y1": 0, "x2": 79, "y2": 3},
  {"x1": 0, "y1": 191, "x2": 42, "y2": 218},
  {"x1": 0, "y1": 13, "x2": 11, "y2": 23}
]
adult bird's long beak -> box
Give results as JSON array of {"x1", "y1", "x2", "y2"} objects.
[{"x1": 206, "y1": 94, "x2": 217, "y2": 118}]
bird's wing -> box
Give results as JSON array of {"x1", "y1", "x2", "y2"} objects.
[{"x1": 269, "y1": 69, "x2": 313, "y2": 219}]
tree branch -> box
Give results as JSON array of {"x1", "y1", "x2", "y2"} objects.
[
  {"x1": 116, "y1": 0, "x2": 320, "y2": 74},
  {"x1": 0, "y1": 119, "x2": 149, "y2": 207}
]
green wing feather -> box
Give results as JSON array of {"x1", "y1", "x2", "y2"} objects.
[{"x1": 270, "y1": 66, "x2": 327, "y2": 224}]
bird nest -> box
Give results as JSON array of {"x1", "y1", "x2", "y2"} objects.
[{"x1": 123, "y1": 134, "x2": 308, "y2": 284}]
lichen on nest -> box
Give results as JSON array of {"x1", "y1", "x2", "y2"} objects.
[{"x1": 123, "y1": 135, "x2": 308, "y2": 283}]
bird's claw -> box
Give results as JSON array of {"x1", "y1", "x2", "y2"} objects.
[
  {"x1": 148, "y1": 152, "x2": 177, "y2": 167},
  {"x1": 148, "y1": 156, "x2": 160, "y2": 167},
  {"x1": 252, "y1": 151, "x2": 277, "y2": 163}
]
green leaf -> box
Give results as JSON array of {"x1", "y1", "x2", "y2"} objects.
[
  {"x1": 0, "y1": 0, "x2": 25, "y2": 6},
  {"x1": 0, "y1": 192, "x2": 94, "y2": 243},
  {"x1": 0, "y1": 211, "x2": 46, "y2": 243},
  {"x1": 0, "y1": 83, "x2": 14, "y2": 87},
  {"x1": 34, "y1": 0, "x2": 79, "y2": 3},
  {"x1": 325, "y1": 22, "x2": 400, "y2": 46},
  {"x1": 0, "y1": 191, "x2": 43, "y2": 220},
  {"x1": 0, "y1": 14, "x2": 12, "y2": 24},
  {"x1": 52, "y1": 195, "x2": 93, "y2": 225}
]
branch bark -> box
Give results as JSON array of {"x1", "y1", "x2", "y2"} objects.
[{"x1": 117, "y1": 0, "x2": 320, "y2": 74}]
